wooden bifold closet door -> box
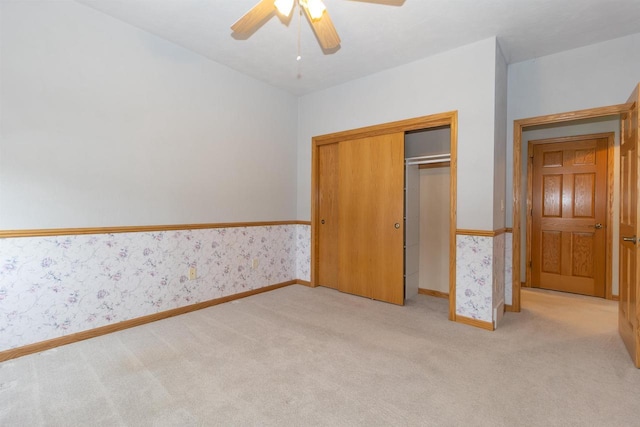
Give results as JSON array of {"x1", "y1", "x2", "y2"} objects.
[{"x1": 317, "y1": 132, "x2": 405, "y2": 305}]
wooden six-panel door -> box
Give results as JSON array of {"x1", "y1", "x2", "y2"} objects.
[
  {"x1": 338, "y1": 132, "x2": 405, "y2": 305},
  {"x1": 531, "y1": 137, "x2": 607, "y2": 297},
  {"x1": 317, "y1": 143, "x2": 339, "y2": 289},
  {"x1": 619, "y1": 84, "x2": 640, "y2": 368}
]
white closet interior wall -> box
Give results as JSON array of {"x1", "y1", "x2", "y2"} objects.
[
  {"x1": 405, "y1": 127, "x2": 451, "y2": 297},
  {"x1": 419, "y1": 166, "x2": 450, "y2": 294},
  {"x1": 405, "y1": 164, "x2": 420, "y2": 300}
]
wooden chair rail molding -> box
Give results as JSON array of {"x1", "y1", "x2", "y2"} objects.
[
  {"x1": 456, "y1": 228, "x2": 507, "y2": 237},
  {"x1": 0, "y1": 280, "x2": 312, "y2": 363},
  {"x1": 0, "y1": 220, "x2": 312, "y2": 239}
]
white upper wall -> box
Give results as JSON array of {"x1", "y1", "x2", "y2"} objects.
[
  {"x1": 506, "y1": 32, "x2": 640, "y2": 223},
  {"x1": 405, "y1": 128, "x2": 451, "y2": 158},
  {"x1": 0, "y1": 1, "x2": 298, "y2": 229},
  {"x1": 297, "y1": 38, "x2": 498, "y2": 230},
  {"x1": 493, "y1": 42, "x2": 508, "y2": 229}
]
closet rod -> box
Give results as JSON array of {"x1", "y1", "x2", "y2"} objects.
[{"x1": 405, "y1": 154, "x2": 450, "y2": 166}]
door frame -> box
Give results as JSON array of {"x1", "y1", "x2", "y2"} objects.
[
  {"x1": 311, "y1": 111, "x2": 458, "y2": 319},
  {"x1": 512, "y1": 104, "x2": 633, "y2": 311},
  {"x1": 525, "y1": 133, "x2": 615, "y2": 298}
]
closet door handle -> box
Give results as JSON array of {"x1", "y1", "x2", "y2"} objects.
[
  {"x1": 394, "y1": 223, "x2": 400, "y2": 229},
  {"x1": 623, "y1": 236, "x2": 637, "y2": 244}
]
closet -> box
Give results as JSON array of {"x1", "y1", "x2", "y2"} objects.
[
  {"x1": 404, "y1": 127, "x2": 452, "y2": 300},
  {"x1": 312, "y1": 113, "x2": 456, "y2": 309}
]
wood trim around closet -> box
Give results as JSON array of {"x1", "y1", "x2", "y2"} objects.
[
  {"x1": 448, "y1": 112, "x2": 458, "y2": 322},
  {"x1": 0, "y1": 220, "x2": 311, "y2": 239},
  {"x1": 312, "y1": 112, "x2": 457, "y2": 146}
]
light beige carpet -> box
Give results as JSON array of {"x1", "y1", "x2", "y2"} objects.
[{"x1": 1, "y1": 285, "x2": 639, "y2": 426}]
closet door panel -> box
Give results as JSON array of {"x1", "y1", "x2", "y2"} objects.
[
  {"x1": 338, "y1": 132, "x2": 405, "y2": 305},
  {"x1": 317, "y1": 143, "x2": 339, "y2": 289}
]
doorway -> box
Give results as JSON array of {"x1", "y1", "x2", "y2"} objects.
[
  {"x1": 513, "y1": 84, "x2": 640, "y2": 368},
  {"x1": 512, "y1": 105, "x2": 630, "y2": 312},
  {"x1": 527, "y1": 133, "x2": 613, "y2": 298}
]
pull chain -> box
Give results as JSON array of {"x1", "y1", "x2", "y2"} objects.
[
  {"x1": 297, "y1": 5, "x2": 302, "y2": 62},
  {"x1": 296, "y1": 3, "x2": 302, "y2": 78}
]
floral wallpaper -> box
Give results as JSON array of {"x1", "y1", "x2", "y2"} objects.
[
  {"x1": 1, "y1": 222, "x2": 511, "y2": 353},
  {"x1": 504, "y1": 232, "x2": 513, "y2": 306},
  {"x1": 455, "y1": 235, "x2": 494, "y2": 323},
  {"x1": 493, "y1": 233, "x2": 505, "y2": 310},
  {"x1": 0, "y1": 225, "x2": 306, "y2": 352},
  {"x1": 296, "y1": 224, "x2": 311, "y2": 282}
]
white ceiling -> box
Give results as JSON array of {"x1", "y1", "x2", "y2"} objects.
[{"x1": 76, "y1": 0, "x2": 640, "y2": 95}]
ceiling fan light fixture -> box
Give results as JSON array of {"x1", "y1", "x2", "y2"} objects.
[
  {"x1": 301, "y1": 0, "x2": 326, "y2": 20},
  {"x1": 231, "y1": 0, "x2": 341, "y2": 50},
  {"x1": 274, "y1": 0, "x2": 295, "y2": 17}
]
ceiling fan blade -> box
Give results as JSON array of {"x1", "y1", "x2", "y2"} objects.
[
  {"x1": 347, "y1": 0, "x2": 405, "y2": 5},
  {"x1": 231, "y1": 0, "x2": 276, "y2": 34},
  {"x1": 302, "y1": 7, "x2": 341, "y2": 50}
]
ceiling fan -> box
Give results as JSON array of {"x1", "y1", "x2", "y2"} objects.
[{"x1": 231, "y1": 0, "x2": 402, "y2": 51}]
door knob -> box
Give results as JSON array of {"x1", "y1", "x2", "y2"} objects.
[
  {"x1": 394, "y1": 223, "x2": 400, "y2": 229},
  {"x1": 321, "y1": 219, "x2": 325, "y2": 224},
  {"x1": 622, "y1": 236, "x2": 637, "y2": 244},
  {"x1": 590, "y1": 223, "x2": 603, "y2": 229}
]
